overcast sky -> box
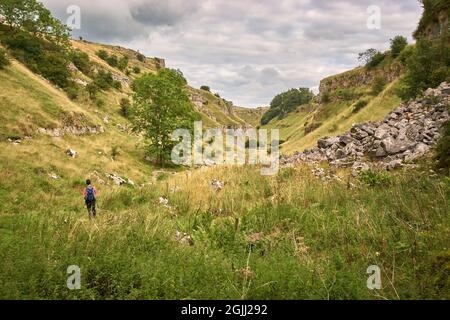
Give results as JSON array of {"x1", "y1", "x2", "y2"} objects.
[{"x1": 42, "y1": 0, "x2": 423, "y2": 108}]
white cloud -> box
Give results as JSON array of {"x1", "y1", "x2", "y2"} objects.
[{"x1": 42, "y1": 0, "x2": 423, "y2": 107}]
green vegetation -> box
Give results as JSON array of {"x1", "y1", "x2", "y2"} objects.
[
  {"x1": 435, "y1": 119, "x2": 450, "y2": 174},
  {"x1": 390, "y1": 36, "x2": 408, "y2": 58},
  {"x1": 69, "y1": 49, "x2": 92, "y2": 76},
  {"x1": 0, "y1": 49, "x2": 9, "y2": 69},
  {"x1": 119, "y1": 98, "x2": 131, "y2": 118},
  {"x1": 372, "y1": 77, "x2": 387, "y2": 95},
  {"x1": 261, "y1": 88, "x2": 314, "y2": 125},
  {"x1": 0, "y1": 162, "x2": 448, "y2": 299},
  {"x1": 96, "y1": 50, "x2": 128, "y2": 71},
  {"x1": 131, "y1": 69, "x2": 199, "y2": 165},
  {"x1": 353, "y1": 99, "x2": 369, "y2": 114},
  {"x1": 201, "y1": 85, "x2": 211, "y2": 92},
  {"x1": 398, "y1": 36, "x2": 450, "y2": 100},
  {"x1": 414, "y1": 0, "x2": 450, "y2": 38}
]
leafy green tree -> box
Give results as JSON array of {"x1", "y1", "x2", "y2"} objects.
[
  {"x1": 133, "y1": 66, "x2": 141, "y2": 74},
  {"x1": 131, "y1": 69, "x2": 198, "y2": 166},
  {"x1": 366, "y1": 52, "x2": 385, "y2": 68},
  {"x1": 200, "y1": 85, "x2": 210, "y2": 92},
  {"x1": 358, "y1": 48, "x2": 378, "y2": 65},
  {"x1": 390, "y1": 36, "x2": 408, "y2": 58},
  {"x1": 261, "y1": 87, "x2": 314, "y2": 124},
  {"x1": 118, "y1": 56, "x2": 129, "y2": 71},
  {"x1": 398, "y1": 36, "x2": 450, "y2": 100},
  {"x1": 0, "y1": 0, "x2": 70, "y2": 47},
  {"x1": 86, "y1": 82, "x2": 98, "y2": 100},
  {"x1": 96, "y1": 50, "x2": 108, "y2": 60}
]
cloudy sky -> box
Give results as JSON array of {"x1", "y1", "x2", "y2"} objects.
[{"x1": 42, "y1": 0, "x2": 423, "y2": 107}]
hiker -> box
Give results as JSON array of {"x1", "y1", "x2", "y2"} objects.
[{"x1": 83, "y1": 179, "x2": 97, "y2": 219}]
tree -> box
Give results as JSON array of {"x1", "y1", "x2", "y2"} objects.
[
  {"x1": 200, "y1": 85, "x2": 210, "y2": 92},
  {"x1": 358, "y1": 48, "x2": 378, "y2": 65},
  {"x1": 390, "y1": 36, "x2": 408, "y2": 58},
  {"x1": 261, "y1": 87, "x2": 314, "y2": 125},
  {"x1": 398, "y1": 36, "x2": 450, "y2": 100},
  {"x1": 119, "y1": 98, "x2": 131, "y2": 118},
  {"x1": 86, "y1": 82, "x2": 98, "y2": 100},
  {"x1": 0, "y1": 0, "x2": 70, "y2": 47},
  {"x1": 131, "y1": 69, "x2": 198, "y2": 166},
  {"x1": 366, "y1": 52, "x2": 385, "y2": 68}
]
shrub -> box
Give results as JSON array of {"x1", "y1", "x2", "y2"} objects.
[
  {"x1": 113, "y1": 80, "x2": 122, "y2": 90},
  {"x1": 398, "y1": 36, "x2": 450, "y2": 100},
  {"x1": 435, "y1": 120, "x2": 450, "y2": 174},
  {"x1": 133, "y1": 66, "x2": 141, "y2": 74},
  {"x1": 86, "y1": 82, "x2": 98, "y2": 100},
  {"x1": 119, "y1": 98, "x2": 131, "y2": 118},
  {"x1": 372, "y1": 77, "x2": 386, "y2": 95},
  {"x1": 96, "y1": 50, "x2": 109, "y2": 60},
  {"x1": 358, "y1": 170, "x2": 392, "y2": 187},
  {"x1": 398, "y1": 45, "x2": 414, "y2": 65},
  {"x1": 390, "y1": 35, "x2": 408, "y2": 58},
  {"x1": 136, "y1": 53, "x2": 145, "y2": 62},
  {"x1": 69, "y1": 49, "x2": 91, "y2": 75},
  {"x1": 367, "y1": 52, "x2": 385, "y2": 68},
  {"x1": 200, "y1": 86, "x2": 211, "y2": 92},
  {"x1": 111, "y1": 146, "x2": 120, "y2": 160},
  {"x1": 353, "y1": 99, "x2": 368, "y2": 113},
  {"x1": 94, "y1": 70, "x2": 114, "y2": 90},
  {"x1": 96, "y1": 99, "x2": 105, "y2": 108},
  {"x1": 118, "y1": 56, "x2": 129, "y2": 71},
  {"x1": 0, "y1": 49, "x2": 9, "y2": 69},
  {"x1": 106, "y1": 54, "x2": 119, "y2": 68},
  {"x1": 64, "y1": 85, "x2": 79, "y2": 100}
]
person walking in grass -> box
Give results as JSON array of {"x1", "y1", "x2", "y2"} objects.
[{"x1": 83, "y1": 179, "x2": 97, "y2": 219}]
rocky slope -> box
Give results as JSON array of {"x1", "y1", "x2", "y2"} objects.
[{"x1": 281, "y1": 82, "x2": 450, "y2": 173}]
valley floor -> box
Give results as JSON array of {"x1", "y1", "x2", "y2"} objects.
[{"x1": 0, "y1": 144, "x2": 449, "y2": 299}]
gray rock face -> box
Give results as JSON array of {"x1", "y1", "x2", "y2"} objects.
[{"x1": 281, "y1": 82, "x2": 450, "y2": 171}]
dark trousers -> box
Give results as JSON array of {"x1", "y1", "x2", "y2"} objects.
[{"x1": 86, "y1": 200, "x2": 96, "y2": 219}]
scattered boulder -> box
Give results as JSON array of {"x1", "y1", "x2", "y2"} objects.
[
  {"x1": 175, "y1": 231, "x2": 194, "y2": 246},
  {"x1": 211, "y1": 179, "x2": 225, "y2": 192},
  {"x1": 107, "y1": 173, "x2": 126, "y2": 186},
  {"x1": 66, "y1": 149, "x2": 77, "y2": 158},
  {"x1": 281, "y1": 82, "x2": 450, "y2": 172},
  {"x1": 48, "y1": 172, "x2": 60, "y2": 180},
  {"x1": 159, "y1": 196, "x2": 169, "y2": 207}
]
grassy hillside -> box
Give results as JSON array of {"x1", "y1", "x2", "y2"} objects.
[
  {"x1": 0, "y1": 157, "x2": 448, "y2": 299},
  {"x1": 263, "y1": 58, "x2": 404, "y2": 154}
]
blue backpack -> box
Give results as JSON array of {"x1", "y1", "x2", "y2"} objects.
[{"x1": 85, "y1": 186, "x2": 96, "y2": 202}]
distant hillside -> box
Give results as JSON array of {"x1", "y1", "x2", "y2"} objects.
[{"x1": 262, "y1": 50, "x2": 406, "y2": 154}]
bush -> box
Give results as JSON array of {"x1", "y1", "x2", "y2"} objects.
[
  {"x1": 200, "y1": 86, "x2": 210, "y2": 92},
  {"x1": 358, "y1": 170, "x2": 392, "y2": 187},
  {"x1": 2, "y1": 31, "x2": 71, "y2": 89},
  {"x1": 0, "y1": 49, "x2": 9, "y2": 69},
  {"x1": 106, "y1": 54, "x2": 118, "y2": 68},
  {"x1": 94, "y1": 70, "x2": 114, "y2": 90},
  {"x1": 390, "y1": 36, "x2": 408, "y2": 58},
  {"x1": 64, "y1": 85, "x2": 79, "y2": 100},
  {"x1": 86, "y1": 82, "x2": 98, "y2": 100},
  {"x1": 133, "y1": 66, "x2": 141, "y2": 74},
  {"x1": 398, "y1": 36, "x2": 450, "y2": 100},
  {"x1": 136, "y1": 53, "x2": 145, "y2": 62},
  {"x1": 96, "y1": 99, "x2": 105, "y2": 108},
  {"x1": 261, "y1": 87, "x2": 314, "y2": 124},
  {"x1": 353, "y1": 99, "x2": 368, "y2": 113},
  {"x1": 435, "y1": 120, "x2": 450, "y2": 174},
  {"x1": 398, "y1": 45, "x2": 414, "y2": 65},
  {"x1": 96, "y1": 50, "x2": 109, "y2": 60},
  {"x1": 113, "y1": 80, "x2": 122, "y2": 90},
  {"x1": 367, "y1": 52, "x2": 385, "y2": 68},
  {"x1": 118, "y1": 56, "x2": 129, "y2": 71},
  {"x1": 69, "y1": 49, "x2": 91, "y2": 75},
  {"x1": 372, "y1": 77, "x2": 386, "y2": 95},
  {"x1": 120, "y1": 98, "x2": 131, "y2": 118}
]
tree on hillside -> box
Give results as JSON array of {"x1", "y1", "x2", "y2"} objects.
[
  {"x1": 200, "y1": 85, "x2": 211, "y2": 92},
  {"x1": 358, "y1": 48, "x2": 378, "y2": 65},
  {"x1": 131, "y1": 69, "x2": 198, "y2": 166},
  {"x1": 0, "y1": 0, "x2": 70, "y2": 47},
  {"x1": 390, "y1": 36, "x2": 408, "y2": 58},
  {"x1": 261, "y1": 87, "x2": 314, "y2": 125}
]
